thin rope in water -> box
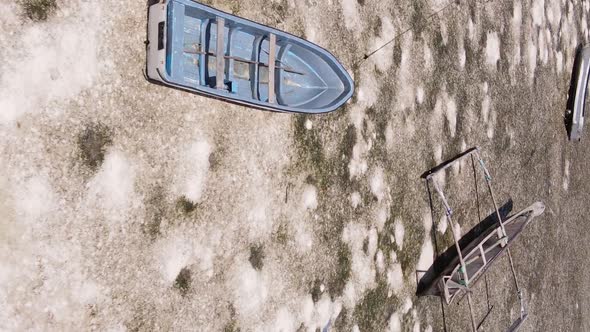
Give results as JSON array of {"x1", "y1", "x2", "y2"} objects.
[{"x1": 357, "y1": 0, "x2": 494, "y2": 66}]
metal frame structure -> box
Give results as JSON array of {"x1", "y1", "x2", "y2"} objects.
[{"x1": 420, "y1": 147, "x2": 545, "y2": 332}]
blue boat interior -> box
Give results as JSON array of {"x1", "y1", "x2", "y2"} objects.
[{"x1": 164, "y1": 0, "x2": 351, "y2": 110}]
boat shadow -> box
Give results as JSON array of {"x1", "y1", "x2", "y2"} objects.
[
  {"x1": 564, "y1": 44, "x2": 583, "y2": 140},
  {"x1": 416, "y1": 198, "x2": 514, "y2": 297}
]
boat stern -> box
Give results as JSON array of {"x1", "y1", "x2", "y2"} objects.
[
  {"x1": 146, "y1": 0, "x2": 168, "y2": 82},
  {"x1": 566, "y1": 44, "x2": 590, "y2": 141}
]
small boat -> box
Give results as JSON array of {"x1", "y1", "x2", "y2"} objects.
[
  {"x1": 418, "y1": 147, "x2": 546, "y2": 332},
  {"x1": 145, "y1": 0, "x2": 354, "y2": 113},
  {"x1": 565, "y1": 44, "x2": 589, "y2": 141}
]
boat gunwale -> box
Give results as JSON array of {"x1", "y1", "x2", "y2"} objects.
[
  {"x1": 444, "y1": 206, "x2": 537, "y2": 303},
  {"x1": 147, "y1": 0, "x2": 354, "y2": 114},
  {"x1": 416, "y1": 202, "x2": 543, "y2": 301}
]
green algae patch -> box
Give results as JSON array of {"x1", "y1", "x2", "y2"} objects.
[{"x1": 21, "y1": 0, "x2": 57, "y2": 21}]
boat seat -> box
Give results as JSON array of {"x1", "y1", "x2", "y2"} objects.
[
  {"x1": 250, "y1": 35, "x2": 265, "y2": 99},
  {"x1": 215, "y1": 17, "x2": 226, "y2": 90},
  {"x1": 268, "y1": 33, "x2": 276, "y2": 103},
  {"x1": 227, "y1": 26, "x2": 242, "y2": 90},
  {"x1": 199, "y1": 18, "x2": 210, "y2": 86}
]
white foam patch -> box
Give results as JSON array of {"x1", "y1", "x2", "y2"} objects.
[
  {"x1": 388, "y1": 312, "x2": 402, "y2": 332},
  {"x1": 368, "y1": 228, "x2": 378, "y2": 257},
  {"x1": 401, "y1": 297, "x2": 413, "y2": 314},
  {"x1": 371, "y1": 17, "x2": 396, "y2": 72},
  {"x1": 563, "y1": 159, "x2": 570, "y2": 191},
  {"x1": 405, "y1": 116, "x2": 416, "y2": 137},
  {"x1": 538, "y1": 29, "x2": 548, "y2": 65},
  {"x1": 1, "y1": 169, "x2": 99, "y2": 329},
  {"x1": 486, "y1": 32, "x2": 501, "y2": 68},
  {"x1": 482, "y1": 82, "x2": 491, "y2": 122},
  {"x1": 246, "y1": 201, "x2": 272, "y2": 241},
  {"x1": 431, "y1": 87, "x2": 457, "y2": 138},
  {"x1": 376, "y1": 207, "x2": 389, "y2": 232},
  {"x1": 174, "y1": 140, "x2": 212, "y2": 204},
  {"x1": 530, "y1": 0, "x2": 545, "y2": 27},
  {"x1": 350, "y1": 191, "x2": 362, "y2": 209},
  {"x1": 376, "y1": 250, "x2": 385, "y2": 272},
  {"x1": 528, "y1": 38, "x2": 537, "y2": 82},
  {"x1": 13, "y1": 176, "x2": 56, "y2": 222},
  {"x1": 423, "y1": 36, "x2": 434, "y2": 71},
  {"x1": 303, "y1": 21, "x2": 321, "y2": 44},
  {"x1": 513, "y1": 0, "x2": 522, "y2": 38},
  {"x1": 545, "y1": 0, "x2": 560, "y2": 28},
  {"x1": 556, "y1": 51, "x2": 563, "y2": 73},
  {"x1": 385, "y1": 121, "x2": 395, "y2": 148},
  {"x1": 294, "y1": 221, "x2": 314, "y2": 253},
  {"x1": 458, "y1": 42, "x2": 466, "y2": 70},
  {"x1": 387, "y1": 261, "x2": 404, "y2": 294},
  {"x1": 0, "y1": 2, "x2": 103, "y2": 124},
  {"x1": 297, "y1": 293, "x2": 341, "y2": 331},
  {"x1": 451, "y1": 152, "x2": 462, "y2": 177},
  {"x1": 158, "y1": 236, "x2": 194, "y2": 283},
  {"x1": 432, "y1": 146, "x2": 446, "y2": 188},
  {"x1": 341, "y1": 0, "x2": 361, "y2": 31},
  {"x1": 416, "y1": 86, "x2": 425, "y2": 105},
  {"x1": 511, "y1": 0, "x2": 522, "y2": 80},
  {"x1": 271, "y1": 307, "x2": 296, "y2": 332},
  {"x1": 561, "y1": 5, "x2": 578, "y2": 60},
  {"x1": 232, "y1": 262, "x2": 269, "y2": 318},
  {"x1": 487, "y1": 109, "x2": 497, "y2": 139},
  {"x1": 438, "y1": 215, "x2": 448, "y2": 234},
  {"x1": 445, "y1": 97, "x2": 458, "y2": 138},
  {"x1": 315, "y1": 295, "x2": 338, "y2": 330},
  {"x1": 105, "y1": 324, "x2": 126, "y2": 332},
  {"x1": 87, "y1": 150, "x2": 136, "y2": 210},
  {"x1": 468, "y1": 18, "x2": 476, "y2": 43},
  {"x1": 299, "y1": 295, "x2": 314, "y2": 326},
  {"x1": 347, "y1": 106, "x2": 372, "y2": 181},
  {"x1": 394, "y1": 218, "x2": 405, "y2": 250},
  {"x1": 1, "y1": 238, "x2": 104, "y2": 329},
  {"x1": 433, "y1": 145, "x2": 443, "y2": 164},
  {"x1": 348, "y1": 141, "x2": 369, "y2": 180},
  {"x1": 156, "y1": 233, "x2": 216, "y2": 283},
  {"x1": 302, "y1": 184, "x2": 318, "y2": 210},
  {"x1": 397, "y1": 32, "x2": 415, "y2": 110},
  {"x1": 440, "y1": 21, "x2": 449, "y2": 46},
  {"x1": 342, "y1": 224, "x2": 378, "y2": 308},
  {"x1": 453, "y1": 223, "x2": 462, "y2": 240},
  {"x1": 349, "y1": 104, "x2": 365, "y2": 131},
  {"x1": 357, "y1": 70, "x2": 380, "y2": 108},
  {"x1": 424, "y1": 210, "x2": 433, "y2": 233},
  {"x1": 416, "y1": 212, "x2": 434, "y2": 281},
  {"x1": 370, "y1": 167, "x2": 386, "y2": 202}
]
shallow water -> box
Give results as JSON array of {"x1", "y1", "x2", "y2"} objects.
[{"x1": 1, "y1": 0, "x2": 589, "y2": 331}]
